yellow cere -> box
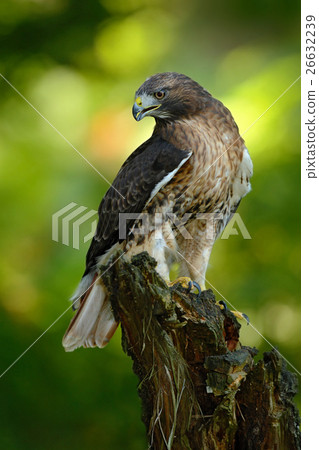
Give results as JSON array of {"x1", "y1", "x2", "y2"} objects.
[{"x1": 136, "y1": 96, "x2": 142, "y2": 106}]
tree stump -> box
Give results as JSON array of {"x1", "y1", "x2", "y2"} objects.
[{"x1": 101, "y1": 252, "x2": 300, "y2": 450}]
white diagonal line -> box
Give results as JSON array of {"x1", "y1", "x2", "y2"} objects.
[
  {"x1": 174, "y1": 248, "x2": 301, "y2": 377},
  {"x1": 0, "y1": 302, "x2": 75, "y2": 380},
  {"x1": 178, "y1": 75, "x2": 301, "y2": 200},
  {"x1": 0, "y1": 250, "x2": 127, "y2": 380},
  {"x1": 0, "y1": 73, "x2": 124, "y2": 199},
  {"x1": 210, "y1": 284, "x2": 301, "y2": 377},
  {"x1": 241, "y1": 74, "x2": 301, "y2": 135}
]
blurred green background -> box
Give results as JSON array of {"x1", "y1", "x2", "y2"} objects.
[{"x1": 0, "y1": 0, "x2": 300, "y2": 448}]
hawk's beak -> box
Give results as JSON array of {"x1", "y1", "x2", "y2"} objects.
[
  {"x1": 132, "y1": 97, "x2": 161, "y2": 122},
  {"x1": 132, "y1": 102, "x2": 144, "y2": 122}
]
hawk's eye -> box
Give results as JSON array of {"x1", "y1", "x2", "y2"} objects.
[{"x1": 154, "y1": 91, "x2": 165, "y2": 100}]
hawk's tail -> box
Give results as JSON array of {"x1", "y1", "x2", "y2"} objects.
[{"x1": 62, "y1": 274, "x2": 118, "y2": 352}]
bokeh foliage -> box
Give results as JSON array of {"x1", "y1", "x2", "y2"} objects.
[{"x1": 0, "y1": 0, "x2": 300, "y2": 448}]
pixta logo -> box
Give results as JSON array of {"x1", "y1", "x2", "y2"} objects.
[
  {"x1": 52, "y1": 204, "x2": 251, "y2": 250},
  {"x1": 52, "y1": 203, "x2": 98, "y2": 250}
]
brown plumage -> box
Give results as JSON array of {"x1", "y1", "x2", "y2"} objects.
[{"x1": 62, "y1": 72, "x2": 253, "y2": 352}]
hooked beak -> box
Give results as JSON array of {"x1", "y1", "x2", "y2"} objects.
[
  {"x1": 132, "y1": 102, "x2": 144, "y2": 121},
  {"x1": 132, "y1": 97, "x2": 161, "y2": 121}
]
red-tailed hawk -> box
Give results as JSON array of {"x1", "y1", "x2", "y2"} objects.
[{"x1": 63, "y1": 72, "x2": 253, "y2": 352}]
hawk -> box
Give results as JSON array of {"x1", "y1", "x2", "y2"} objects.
[{"x1": 63, "y1": 72, "x2": 253, "y2": 352}]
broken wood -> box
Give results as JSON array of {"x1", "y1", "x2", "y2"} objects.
[{"x1": 101, "y1": 252, "x2": 300, "y2": 450}]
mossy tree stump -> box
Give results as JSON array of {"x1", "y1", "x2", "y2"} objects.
[{"x1": 101, "y1": 252, "x2": 300, "y2": 450}]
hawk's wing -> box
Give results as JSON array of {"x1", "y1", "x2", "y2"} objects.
[{"x1": 84, "y1": 136, "x2": 192, "y2": 275}]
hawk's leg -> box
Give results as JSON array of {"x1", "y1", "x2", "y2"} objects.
[
  {"x1": 175, "y1": 217, "x2": 249, "y2": 322},
  {"x1": 176, "y1": 218, "x2": 217, "y2": 291},
  {"x1": 125, "y1": 228, "x2": 171, "y2": 282}
]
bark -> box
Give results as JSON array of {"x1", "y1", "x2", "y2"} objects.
[{"x1": 101, "y1": 252, "x2": 300, "y2": 450}]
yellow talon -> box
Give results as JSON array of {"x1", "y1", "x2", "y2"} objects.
[
  {"x1": 169, "y1": 277, "x2": 193, "y2": 289},
  {"x1": 169, "y1": 277, "x2": 201, "y2": 296},
  {"x1": 218, "y1": 301, "x2": 249, "y2": 324},
  {"x1": 231, "y1": 311, "x2": 249, "y2": 323}
]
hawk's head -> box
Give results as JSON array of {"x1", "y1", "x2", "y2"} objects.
[{"x1": 133, "y1": 72, "x2": 212, "y2": 122}]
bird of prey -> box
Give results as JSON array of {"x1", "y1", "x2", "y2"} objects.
[{"x1": 62, "y1": 72, "x2": 253, "y2": 352}]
